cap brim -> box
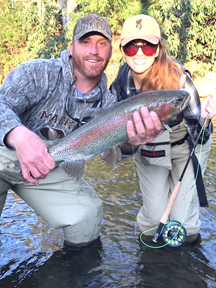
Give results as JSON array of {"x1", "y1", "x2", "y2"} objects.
[
  {"x1": 74, "y1": 29, "x2": 112, "y2": 42},
  {"x1": 121, "y1": 35, "x2": 160, "y2": 46}
]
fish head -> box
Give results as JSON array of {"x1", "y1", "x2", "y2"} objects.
[{"x1": 154, "y1": 90, "x2": 191, "y2": 122}]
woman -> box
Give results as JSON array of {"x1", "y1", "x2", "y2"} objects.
[{"x1": 111, "y1": 14, "x2": 216, "y2": 243}]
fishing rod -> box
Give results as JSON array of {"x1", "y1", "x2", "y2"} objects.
[{"x1": 151, "y1": 113, "x2": 210, "y2": 247}]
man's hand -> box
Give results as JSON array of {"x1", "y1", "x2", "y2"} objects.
[
  {"x1": 5, "y1": 126, "x2": 56, "y2": 184},
  {"x1": 201, "y1": 91, "x2": 216, "y2": 125},
  {"x1": 127, "y1": 106, "x2": 163, "y2": 146}
]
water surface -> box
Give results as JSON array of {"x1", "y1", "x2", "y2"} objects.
[{"x1": 0, "y1": 121, "x2": 216, "y2": 288}]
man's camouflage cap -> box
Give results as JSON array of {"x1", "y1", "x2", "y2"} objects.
[{"x1": 73, "y1": 14, "x2": 112, "y2": 41}]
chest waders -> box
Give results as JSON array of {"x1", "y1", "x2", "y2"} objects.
[{"x1": 151, "y1": 114, "x2": 210, "y2": 247}]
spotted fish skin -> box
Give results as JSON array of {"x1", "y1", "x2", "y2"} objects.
[{"x1": 47, "y1": 89, "x2": 190, "y2": 180}]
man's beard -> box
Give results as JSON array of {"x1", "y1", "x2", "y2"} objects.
[{"x1": 72, "y1": 51, "x2": 109, "y2": 79}]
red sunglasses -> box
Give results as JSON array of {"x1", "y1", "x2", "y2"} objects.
[{"x1": 123, "y1": 41, "x2": 159, "y2": 57}]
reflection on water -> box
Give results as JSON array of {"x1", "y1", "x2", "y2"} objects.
[{"x1": 1, "y1": 120, "x2": 216, "y2": 288}]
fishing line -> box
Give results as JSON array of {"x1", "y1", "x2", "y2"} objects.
[
  {"x1": 181, "y1": 128, "x2": 206, "y2": 225},
  {"x1": 140, "y1": 114, "x2": 209, "y2": 249}
]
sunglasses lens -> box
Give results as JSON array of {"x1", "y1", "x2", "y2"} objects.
[
  {"x1": 123, "y1": 42, "x2": 158, "y2": 57},
  {"x1": 123, "y1": 44, "x2": 138, "y2": 57},
  {"x1": 143, "y1": 44, "x2": 158, "y2": 56}
]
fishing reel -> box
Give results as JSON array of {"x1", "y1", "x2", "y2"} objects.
[
  {"x1": 140, "y1": 221, "x2": 187, "y2": 248},
  {"x1": 162, "y1": 221, "x2": 187, "y2": 247}
]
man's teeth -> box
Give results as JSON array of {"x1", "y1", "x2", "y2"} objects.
[{"x1": 88, "y1": 60, "x2": 98, "y2": 63}]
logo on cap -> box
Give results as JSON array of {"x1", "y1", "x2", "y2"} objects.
[{"x1": 136, "y1": 19, "x2": 142, "y2": 30}]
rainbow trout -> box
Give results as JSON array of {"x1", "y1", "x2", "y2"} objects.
[
  {"x1": 14, "y1": 89, "x2": 190, "y2": 181},
  {"x1": 47, "y1": 89, "x2": 190, "y2": 180}
]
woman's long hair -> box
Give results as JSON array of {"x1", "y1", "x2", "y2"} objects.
[{"x1": 140, "y1": 40, "x2": 184, "y2": 93}]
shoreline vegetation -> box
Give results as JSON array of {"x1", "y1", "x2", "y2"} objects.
[{"x1": 0, "y1": 0, "x2": 215, "y2": 98}]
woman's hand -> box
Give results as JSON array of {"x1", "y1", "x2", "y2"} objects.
[
  {"x1": 119, "y1": 107, "x2": 163, "y2": 155},
  {"x1": 127, "y1": 106, "x2": 163, "y2": 147},
  {"x1": 201, "y1": 91, "x2": 216, "y2": 125}
]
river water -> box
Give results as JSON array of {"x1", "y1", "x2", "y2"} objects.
[{"x1": 0, "y1": 121, "x2": 216, "y2": 288}]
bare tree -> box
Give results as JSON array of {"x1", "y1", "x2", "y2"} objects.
[{"x1": 59, "y1": 0, "x2": 76, "y2": 29}]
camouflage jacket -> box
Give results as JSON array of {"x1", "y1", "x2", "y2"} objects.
[{"x1": 0, "y1": 50, "x2": 116, "y2": 145}]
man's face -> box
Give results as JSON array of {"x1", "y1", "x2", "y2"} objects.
[{"x1": 70, "y1": 33, "x2": 112, "y2": 79}]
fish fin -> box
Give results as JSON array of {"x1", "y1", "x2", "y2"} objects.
[
  {"x1": 59, "y1": 160, "x2": 85, "y2": 181},
  {"x1": 115, "y1": 146, "x2": 122, "y2": 162},
  {"x1": 100, "y1": 147, "x2": 122, "y2": 169},
  {"x1": 162, "y1": 123, "x2": 172, "y2": 132}
]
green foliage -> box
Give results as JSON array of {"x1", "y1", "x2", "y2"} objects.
[
  {"x1": 0, "y1": 0, "x2": 215, "y2": 83},
  {"x1": 67, "y1": 0, "x2": 147, "y2": 37},
  {"x1": 0, "y1": 0, "x2": 68, "y2": 84},
  {"x1": 149, "y1": 0, "x2": 216, "y2": 76},
  {"x1": 0, "y1": 1, "x2": 33, "y2": 82},
  {"x1": 36, "y1": 4, "x2": 68, "y2": 59}
]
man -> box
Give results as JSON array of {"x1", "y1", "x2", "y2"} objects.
[{"x1": 0, "y1": 14, "x2": 162, "y2": 246}]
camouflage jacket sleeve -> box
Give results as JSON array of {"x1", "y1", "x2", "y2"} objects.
[{"x1": 0, "y1": 59, "x2": 58, "y2": 146}]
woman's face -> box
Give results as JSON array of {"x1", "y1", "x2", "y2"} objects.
[{"x1": 121, "y1": 39, "x2": 159, "y2": 76}]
